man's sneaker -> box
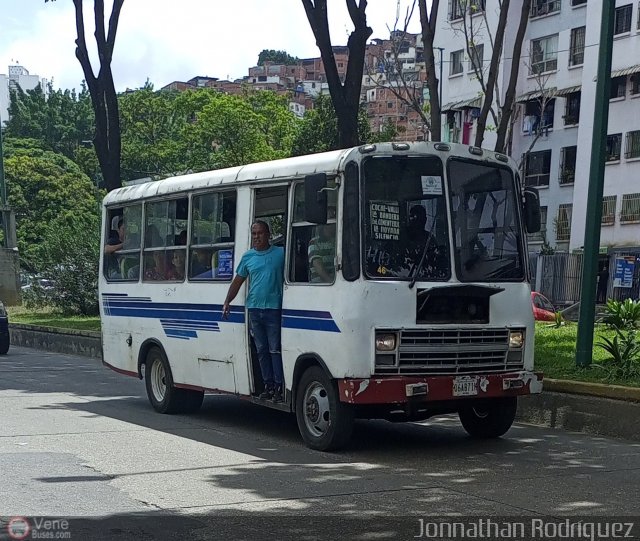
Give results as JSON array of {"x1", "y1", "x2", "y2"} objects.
[
  {"x1": 258, "y1": 388, "x2": 273, "y2": 400},
  {"x1": 272, "y1": 389, "x2": 283, "y2": 403}
]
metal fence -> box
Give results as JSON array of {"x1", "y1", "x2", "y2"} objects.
[{"x1": 530, "y1": 251, "x2": 640, "y2": 306}]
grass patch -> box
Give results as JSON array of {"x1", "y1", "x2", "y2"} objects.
[
  {"x1": 7, "y1": 305, "x2": 100, "y2": 332},
  {"x1": 534, "y1": 322, "x2": 640, "y2": 387}
]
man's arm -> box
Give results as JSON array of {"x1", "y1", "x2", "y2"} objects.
[
  {"x1": 222, "y1": 275, "x2": 246, "y2": 319},
  {"x1": 104, "y1": 242, "x2": 123, "y2": 254}
]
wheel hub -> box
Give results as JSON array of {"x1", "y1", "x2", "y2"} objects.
[
  {"x1": 151, "y1": 359, "x2": 166, "y2": 402},
  {"x1": 303, "y1": 381, "x2": 330, "y2": 437},
  {"x1": 306, "y1": 396, "x2": 320, "y2": 423}
]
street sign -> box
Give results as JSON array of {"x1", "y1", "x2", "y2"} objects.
[{"x1": 613, "y1": 256, "x2": 635, "y2": 288}]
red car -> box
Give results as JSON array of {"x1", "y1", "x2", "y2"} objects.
[{"x1": 531, "y1": 291, "x2": 556, "y2": 321}]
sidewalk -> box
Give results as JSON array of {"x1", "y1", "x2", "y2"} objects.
[{"x1": 9, "y1": 323, "x2": 640, "y2": 442}]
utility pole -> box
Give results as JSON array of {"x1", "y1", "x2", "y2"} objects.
[
  {"x1": 0, "y1": 113, "x2": 6, "y2": 205},
  {"x1": 436, "y1": 47, "x2": 444, "y2": 111},
  {"x1": 0, "y1": 112, "x2": 8, "y2": 247},
  {"x1": 576, "y1": 2, "x2": 616, "y2": 367}
]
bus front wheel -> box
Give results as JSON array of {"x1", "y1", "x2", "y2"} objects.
[
  {"x1": 295, "y1": 366, "x2": 354, "y2": 451},
  {"x1": 458, "y1": 397, "x2": 517, "y2": 438},
  {"x1": 144, "y1": 346, "x2": 204, "y2": 414}
]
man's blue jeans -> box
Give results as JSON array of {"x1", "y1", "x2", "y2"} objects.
[{"x1": 248, "y1": 308, "x2": 284, "y2": 390}]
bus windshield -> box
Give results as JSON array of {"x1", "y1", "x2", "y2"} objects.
[
  {"x1": 363, "y1": 156, "x2": 451, "y2": 281},
  {"x1": 362, "y1": 154, "x2": 525, "y2": 283},
  {"x1": 448, "y1": 158, "x2": 524, "y2": 282}
]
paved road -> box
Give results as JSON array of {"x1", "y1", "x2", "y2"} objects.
[{"x1": 1, "y1": 346, "x2": 640, "y2": 540}]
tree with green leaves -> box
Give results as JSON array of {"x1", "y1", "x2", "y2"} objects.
[
  {"x1": 119, "y1": 86, "x2": 190, "y2": 181},
  {"x1": 24, "y1": 212, "x2": 101, "y2": 316},
  {"x1": 5, "y1": 82, "x2": 95, "y2": 165},
  {"x1": 292, "y1": 93, "x2": 395, "y2": 156},
  {"x1": 257, "y1": 49, "x2": 299, "y2": 66},
  {"x1": 118, "y1": 87, "x2": 300, "y2": 179},
  {"x1": 302, "y1": 0, "x2": 372, "y2": 148},
  {"x1": 2, "y1": 138, "x2": 100, "y2": 265},
  {"x1": 193, "y1": 90, "x2": 299, "y2": 168},
  {"x1": 45, "y1": 0, "x2": 125, "y2": 192}
]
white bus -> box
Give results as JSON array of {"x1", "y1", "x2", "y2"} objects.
[{"x1": 99, "y1": 142, "x2": 543, "y2": 451}]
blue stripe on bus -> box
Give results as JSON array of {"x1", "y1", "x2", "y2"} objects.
[
  {"x1": 282, "y1": 315, "x2": 341, "y2": 333},
  {"x1": 164, "y1": 329, "x2": 198, "y2": 339},
  {"x1": 101, "y1": 294, "x2": 340, "y2": 338}
]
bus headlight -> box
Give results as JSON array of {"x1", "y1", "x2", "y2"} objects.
[
  {"x1": 375, "y1": 333, "x2": 397, "y2": 351},
  {"x1": 509, "y1": 330, "x2": 524, "y2": 349}
]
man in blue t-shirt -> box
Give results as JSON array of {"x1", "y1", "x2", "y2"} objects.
[{"x1": 223, "y1": 220, "x2": 285, "y2": 402}]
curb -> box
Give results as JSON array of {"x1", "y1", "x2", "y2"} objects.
[
  {"x1": 518, "y1": 391, "x2": 640, "y2": 442},
  {"x1": 543, "y1": 378, "x2": 640, "y2": 402},
  {"x1": 9, "y1": 323, "x2": 102, "y2": 359}
]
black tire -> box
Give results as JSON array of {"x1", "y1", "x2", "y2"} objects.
[
  {"x1": 144, "y1": 346, "x2": 204, "y2": 414},
  {"x1": 0, "y1": 335, "x2": 9, "y2": 355},
  {"x1": 295, "y1": 366, "x2": 354, "y2": 451},
  {"x1": 458, "y1": 397, "x2": 517, "y2": 438}
]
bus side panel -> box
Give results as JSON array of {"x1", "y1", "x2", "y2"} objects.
[
  {"x1": 158, "y1": 282, "x2": 251, "y2": 396},
  {"x1": 281, "y1": 282, "x2": 373, "y2": 383}
]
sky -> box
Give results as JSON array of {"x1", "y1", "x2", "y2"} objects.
[{"x1": 0, "y1": 0, "x2": 423, "y2": 92}]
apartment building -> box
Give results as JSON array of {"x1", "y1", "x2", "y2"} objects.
[
  {"x1": 362, "y1": 32, "x2": 429, "y2": 141},
  {"x1": 436, "y1": 0, "x2": 640, "y2": 254},
  {"x1": 0, "y1": 64, "x2": 48, "y2": 125}
]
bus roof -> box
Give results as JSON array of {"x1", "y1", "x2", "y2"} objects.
[
  {"x1": 102, "y1": 142, "x2": 516, "y2": 206},
  {"x1": 102, "y1": 147, "x2": 355, "y2": 206}
]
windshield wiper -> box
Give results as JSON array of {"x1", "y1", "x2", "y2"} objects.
[{"x1": 409, "y1": 235, "x2": 434, "y2": 289}]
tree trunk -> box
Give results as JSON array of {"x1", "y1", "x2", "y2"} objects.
[
  {"x1": 302, "y1": 0, "x2": 372, "y2": 149},
  {"x1": 495, "y1": 0, "x2": 531, "y2": 153},
  {"x1": 474, "y1": 0, "x2": 510, "y2": 148},
  {"x1": 71, "y1": 0, "x2": 123, "y2": 192},
  {"x1": 419, "y1": 0, "x2": 441, "y2": 141}
]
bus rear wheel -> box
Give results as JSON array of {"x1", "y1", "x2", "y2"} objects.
[
  {"x1": 295, "y1": 366, "x2": 354, "y2": 451},
  {"x1": 144, "y1": 346, "x2": 204, "y2": 414},
  {"x1": 458, "y1": 397, "x2": 517, "y2": 438}
]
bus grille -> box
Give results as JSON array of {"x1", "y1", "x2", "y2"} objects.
[{"x1": 375, "y1": 328, "x2": 523, "y2": 375}]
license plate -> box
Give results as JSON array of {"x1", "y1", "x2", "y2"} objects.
[{"x1": 453, "y1": 376, "x2": 478, "y2": 397}]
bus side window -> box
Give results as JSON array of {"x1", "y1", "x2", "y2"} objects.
[
  {"x1": 104, "y1": 205, "x2": 142, "y2": 281},
  {"x1": 189, "y1": 190, "x2": 236, "y2": 281},
  {"x1": 143, "y1": 198, "x2": 188, "y2": 282},
  {"x1": 289, "y1": 182, "x2": 336, "y2": 284}
]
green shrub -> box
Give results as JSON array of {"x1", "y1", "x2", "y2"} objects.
[
  {"x1": 602, "y1": 298, "x2": 640, "y2": 330},
  {"x1": 26, "y1": 213, "x2": 100, "y2": 316},
  {"x1": 596, "y1": 328, "x2": 640, "y2": 379}
]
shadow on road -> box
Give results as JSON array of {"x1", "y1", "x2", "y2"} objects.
[{"x1": 3, "y1": 346, "x2": 640, "y2": 528}]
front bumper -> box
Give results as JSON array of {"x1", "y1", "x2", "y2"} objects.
[{"x1": 338, "y1": 371, "x2": 543, "y2": 405}]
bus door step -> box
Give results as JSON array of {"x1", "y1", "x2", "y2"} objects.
[{"x1": 250, "y1": 396, "x2": 291, "y2": 412}]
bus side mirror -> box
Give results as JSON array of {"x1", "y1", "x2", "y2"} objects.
[
  {"x1": 305, "y1": 173, "x2": 328, "y2": 224},
  {"x1": 523, "y1": 187, "x2": 541, "y2": 233}
]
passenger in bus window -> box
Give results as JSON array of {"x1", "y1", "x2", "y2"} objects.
[
  {"x1": 191, "y1": 249, "x2": 212, "y2": 278},
  {"x1": 222, "y1": 221, "x2": 285, "y2": 402},
  {"x1": 104, "y1": 217, "x2": 124, "y2": 278},
  {"x1": 308, "y1": 224, "x2": 335, "y2": 283},
  {"x1": 105, "y1": 217, "x2": 124, "y2": 253},
  {"x1": 169, "y1": 250, "x2": 186, "y2": 280},
  {"x1": 144, "y1": 251, "x2": 171, "y2": 281}
]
